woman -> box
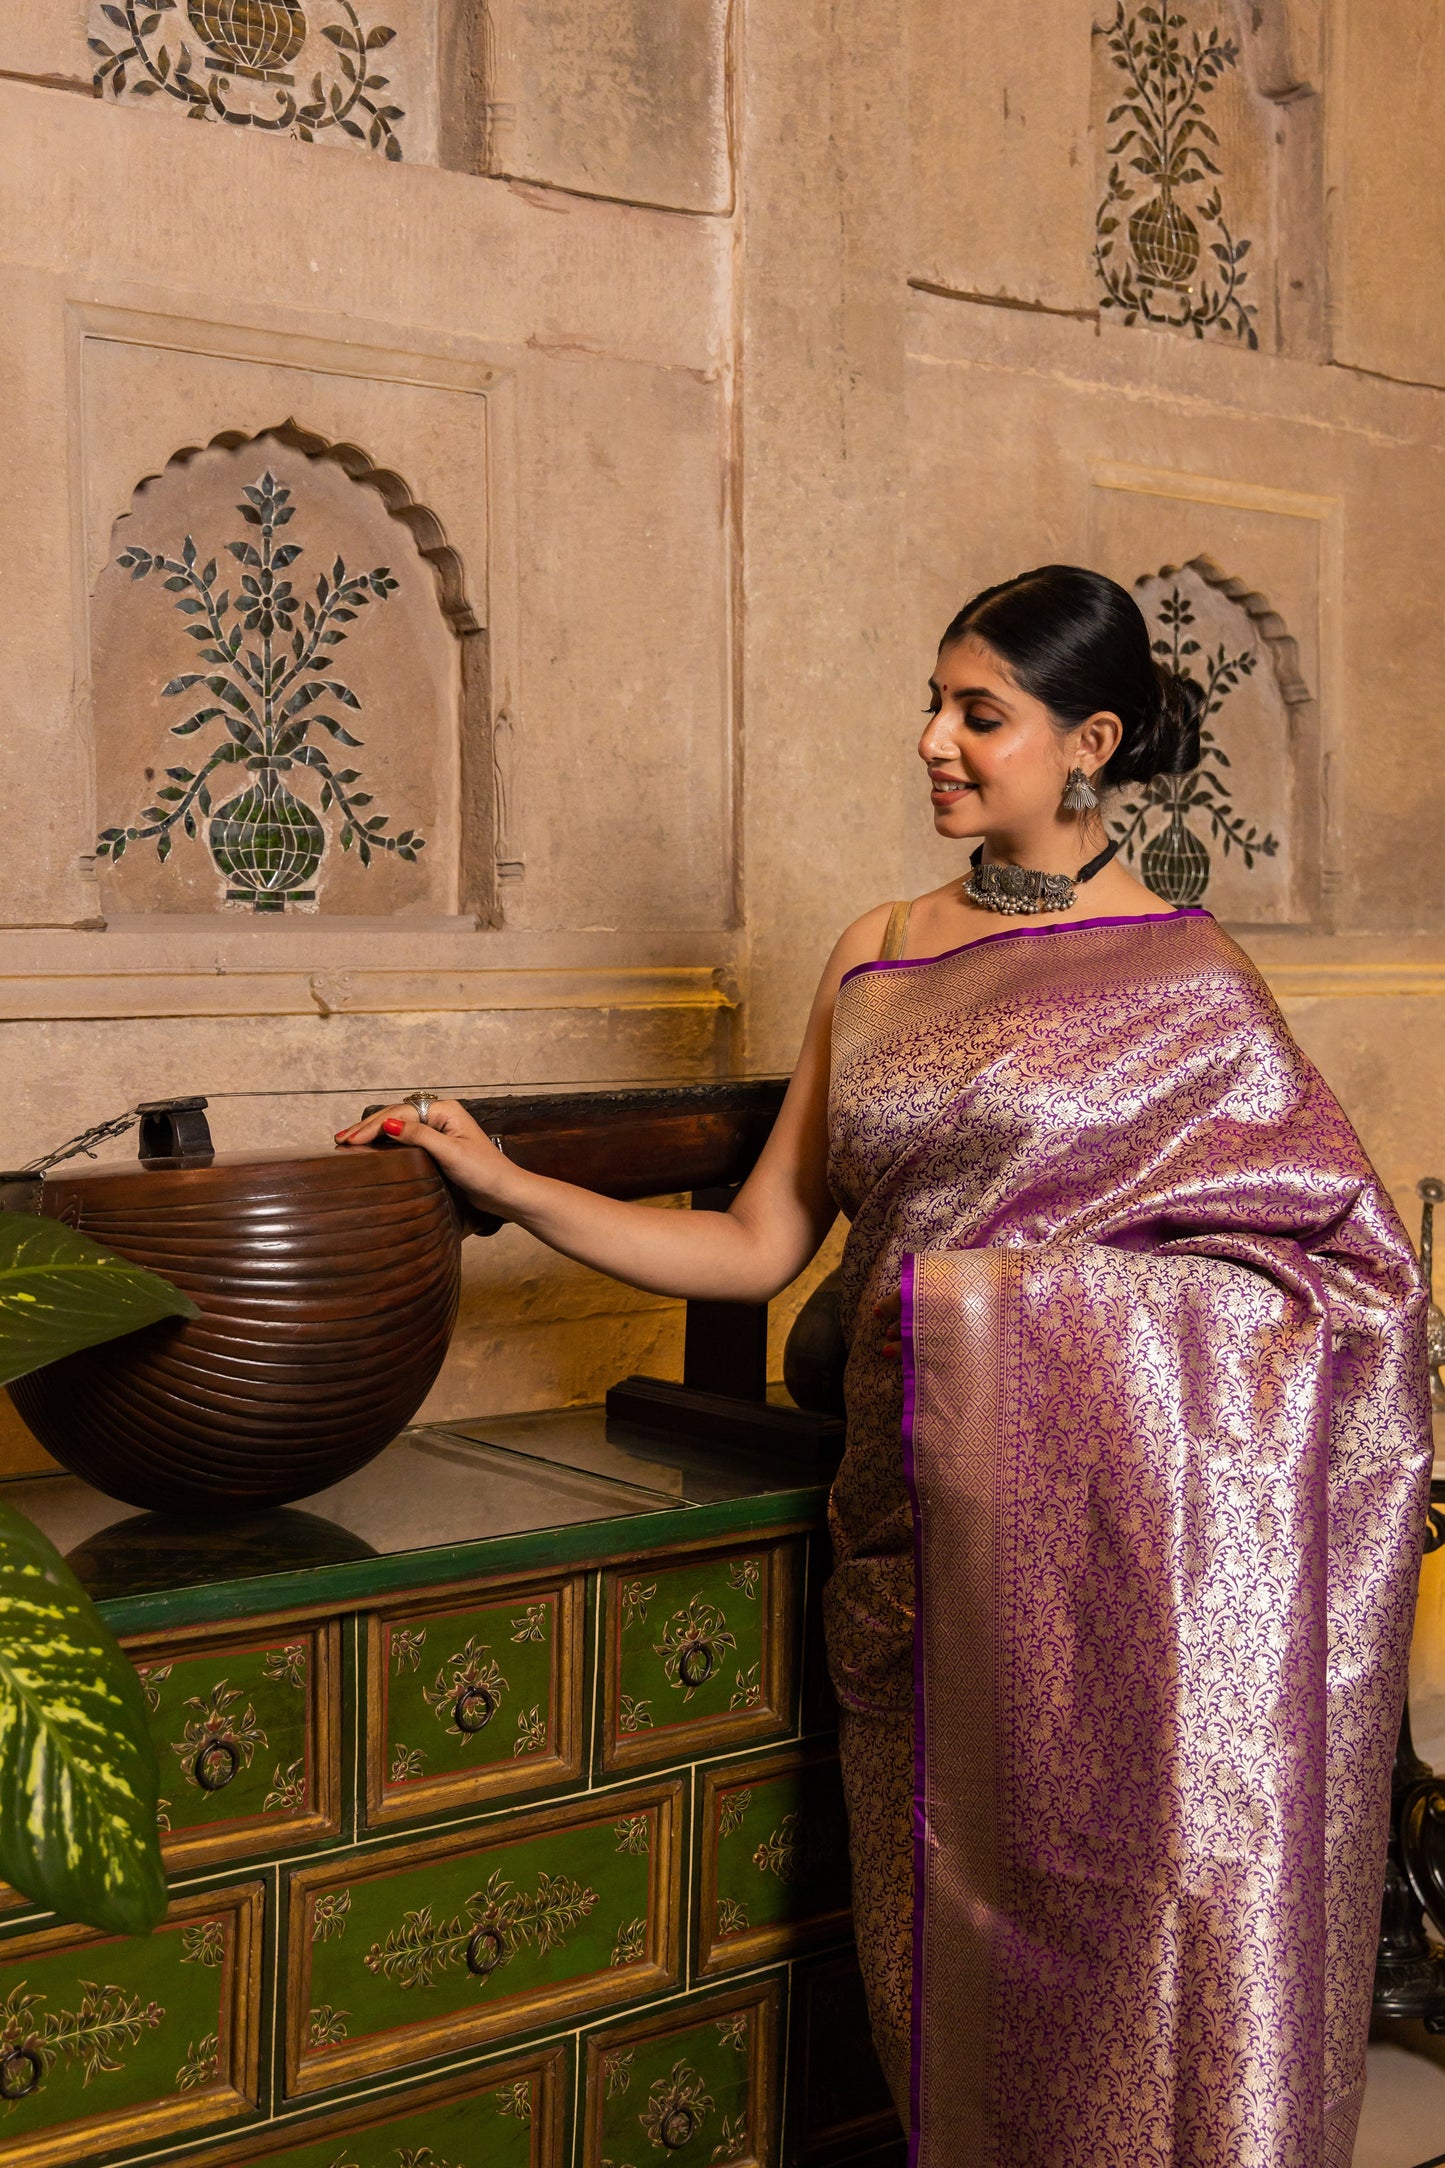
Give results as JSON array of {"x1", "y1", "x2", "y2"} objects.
[{"x1": 338, "y1": 566, "x2": 1430, "y2": 2167}]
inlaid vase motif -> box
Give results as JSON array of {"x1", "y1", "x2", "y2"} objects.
[{"x1": 187, "y1": 0, "x2": 308, "y2": 73}]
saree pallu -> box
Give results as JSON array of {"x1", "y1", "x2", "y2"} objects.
[{"x1": 823, "y1": 908, "x2": 1431, "y2": 2168}]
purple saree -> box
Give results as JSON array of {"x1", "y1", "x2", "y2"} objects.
[{"x1": 823, "y1": 909, "x2": 1431, "y2": 2168}]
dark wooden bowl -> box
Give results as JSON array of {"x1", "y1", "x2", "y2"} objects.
[{"x1": 9, "y1": 1146, "x2": 460, "y2": 1515}]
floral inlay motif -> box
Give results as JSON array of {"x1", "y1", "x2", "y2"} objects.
[
  {"x1": 513, "y1": 1704, "x2": 547, "y2": 1757},
  {"x1": 494, "y1": 2077, "x2": 533, "y2": 2119},
  {"x1": 423, "y1": 1636, "x2": 509, "y2": 1743},
  {"x1": 715, "y1": 1897, "x2": 750, "y2": 1937},
  {"x1": 135, "y1": 1661, "x2": 172, "y2": 1714},
  {"x1": 1109, "y1": 582, "x2": 1277, "y2": 905},
  {"x1": 606, "y1": 2048, "x2": 636, "y2": 2097},
  {"x1": 729, "y1": 1664, "x2": 762, "y2": 1712},
  {"x1": 172, "y1": 1679, "x2": 266, "y2": 1790},
  {"x1": 0, "y1": 1978, "x2": 164, "y2": 2099},
  {"x1": 90, "y1": 2, "x2": 406, "y2": 159},
  {"x1": 618, "y1": 1694, "x2": 654, "y2": 1733},
  {"x1": 653, "y1": 1597, "x2": 737, "y2": 1700},
  {"x1": 726, "y1": 1558, "x2": 761, "y2": 1599},
  {"x1": 619, "y1": 1580, "x2": 657, "y2": 1633},
  {"x1": 363, "y1": 1869, "x2": 598, "y2": 1991},
  {"x1": 175, "y1": 2032, "x2": 220, "y2": 2091},
  {"x1": 751, "y1": 1811, "x2": 803, "y2": 1884},
  {"x1": 263, "y1": 1757, "x2": 308, "y2": 1812},
  {"x1": 710, "y1": 2111, "x2": 748, "y2": 2162},
  {"x1": 312, "y1": 1889, "x2": 352, "y2": 1943},
  {"x1": 510, "y1": 1604, "x2": 548, "y2": 1643},
  {"x1": 390, "y1": 1626, "x2": 427, "y2": 1673},
  {"x1": 390, "y1": 1743, "x2": 427, "y2": 1783},
  {"x1": 1094, "y1": 4, "x2": 1257, "y2": 346},
  {"x1": 180, "y1": 1920, "x2": 226, "y2": 1968},
  {"x1": 307, "y1": 2003, "x2": 350, "y2": 2048},
  {"x1": 614, "y1": 1814, "x2": 650, "y2": 1856},
  {"x1": 609, "y1": 1917, "x2": 647, "y2": 1968},
  {"x1": 640, "y1": 2061, "x2": 714, "y2": 2151},
  {"x1": 97, "y1": 470, "x2": 416, "y2": 913},
  {"x1": 263, "y1": 1642, "x2": 308, "y2": 1689},
  {"x1": 714, "y1": 2011, "x2": 749, "y2": 2053},
  {"x1": 717, "y1": 1789, "x2": 752, "y2": 1838}
]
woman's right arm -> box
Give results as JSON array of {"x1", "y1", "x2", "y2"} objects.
[{"x1": 335, "y1": 903, "x2": 895, "y2": 1305}]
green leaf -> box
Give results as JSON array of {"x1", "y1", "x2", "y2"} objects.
[
  {"x1": 0, "y1": 1211, "x2": 197, "y2": 1387},
  {"x1": 0, "y1": 1498, "x2": 166, "y2": 1934}
]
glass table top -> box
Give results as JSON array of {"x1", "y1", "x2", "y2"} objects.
[{"x1": 2, "y1": 1408, "x2": 820, "y2": 1604}]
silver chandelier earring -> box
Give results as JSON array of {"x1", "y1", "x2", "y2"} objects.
[{"x1": 1061, "y1": 766, "x2": 1099, "y2": 813}]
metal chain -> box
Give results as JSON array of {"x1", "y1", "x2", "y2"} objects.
[{"x1": 23, "y1": 1109, "x2": 141, "y2": 1174}]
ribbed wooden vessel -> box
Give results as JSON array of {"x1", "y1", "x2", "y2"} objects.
[{"x1": 10, "y1": 1146, "x2": 461, "y2": 1514}]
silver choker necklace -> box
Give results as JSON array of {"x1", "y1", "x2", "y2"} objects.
[{"x1": 962, "y1": 838, "x2": 1119, "y2": 916}]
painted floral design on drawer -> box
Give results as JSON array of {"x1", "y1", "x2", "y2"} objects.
[
  {"x1": 177, "y1": 2046, "x2": 563, "y2": 2168},
  {"x1": 367, "y1": 1581, "x2": 583, "y2": 1823},
  {"x1": 287, "y1": 1784, "x2": 681, "y2": 2093},
  {"x1": 0, "y1": 1884, "x2": 261, "y2": 2168},
  {"x1": 699, "y1": 1754, "x2": 852, "y2": 1976},
  {"x1": 603, "y1": 1546, "x2": 797, "y2": 1770},
  {"x1": 129, "y1": 1623, "x2": 340, "y2": 1868},
  {"x1": 584, "y1": 1983, "x2": 778, "y2": 2168}
]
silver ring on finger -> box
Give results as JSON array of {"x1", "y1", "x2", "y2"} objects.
[{"x1": 403, "y1": 1089, "x2": 441, "y2": 1127}]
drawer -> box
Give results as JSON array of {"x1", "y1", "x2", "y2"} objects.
[
  {"x1": 124, "y1": 1618, "x2": 341, "y2": 1872},
  {"x1": 285, "y1": 1778, "x2": 682, "y2": 2096},
  {"x1": 168, "y1": 2043, "x2": 565, "y2": 2168},
  {"x1": 583, "y1": 1980, "x2": 779, "y2": 2168},
  {"x1": 600, "y1": 1540, "x2": 798, "y2": 1773},
  {"x1": 364, "y1": 1574, "x2": 584, "y2": 1826},
  {"x1": 697, "y1": 1748, "x2": 852, "y2": 1977},
  {"x1": 787, "y1": 1953, "x2": 901, "y2": 2166},
  {"x1": 0, "y1": 1881, "x2": 262, "y2": 2168}
]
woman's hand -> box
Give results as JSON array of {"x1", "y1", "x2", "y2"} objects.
[
  {"x1": 335, "y1": 1100, "x2": 522, "y2": 1219},
  {"x1": 874, "y1": 1290, "x2": 902, "y2": 1362}
]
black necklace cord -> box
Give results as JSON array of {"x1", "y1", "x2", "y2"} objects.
[{"x1": 969, "y1": 837, "x2": 1119, "y2": 885}]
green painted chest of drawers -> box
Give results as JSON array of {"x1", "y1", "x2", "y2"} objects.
[{"x1": 0, "y1": 1412, "x2": 901, "y2": 2168}]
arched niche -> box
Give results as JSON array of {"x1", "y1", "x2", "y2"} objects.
[
  {"x1": 1113, "y1": 555, "x2": 1313, "y2": 925},
  {"x1": 90, "y1": 425, "x2": 492, "y2": 921}
]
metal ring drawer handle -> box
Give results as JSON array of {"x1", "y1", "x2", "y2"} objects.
[
  {"x1": 454, "y1": 1685, "x2": 497, "y2": 1734},
  {"x1": 659, "y1": 2106, "x2": 699, "y2": 2150},
  {"x1": 0, "y1": 2050, "x2": 42, "y2": 2101},
  {"x1": 678, "y1": 1645, "x2": 715, "y2": 1690},
  {"x1": 193, "y1": 1738, "x2": 242, "y2": 1792},
  {"x1": 465, "y1": 1925, "x2": 507, "y2": 1978}
]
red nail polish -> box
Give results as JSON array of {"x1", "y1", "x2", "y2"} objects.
[{"x1": 382, "y1": 1116, "x2": 405, "y2": 1136}]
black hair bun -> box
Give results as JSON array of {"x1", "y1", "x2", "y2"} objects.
[{"x1": 1110, "y1": 667, "x2": 1203, "y2": 786}]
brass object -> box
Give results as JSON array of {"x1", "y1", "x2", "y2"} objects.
[
  {"x1": 284, "y1": 1780, "x2": 683, "y2": 2097},
  {"x1": 8, "y1": 1100, "x2": 462, "y2": 1513},
  {"x1": 363, "y1": 1575, "x2": 584, "y2": 1828}
]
